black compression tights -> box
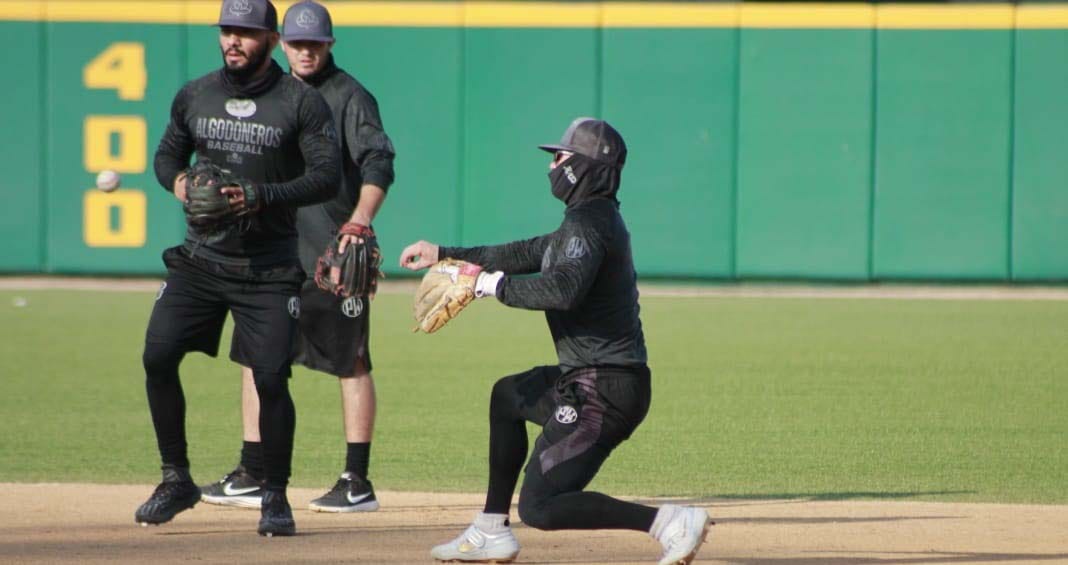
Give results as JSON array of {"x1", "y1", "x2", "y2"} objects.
[
  {"x1": 252, "y1": 369, "x2": 295, "y2": 490},
  {"x1": 142, "y1": 342, "x2": 189, "y2": 469}
]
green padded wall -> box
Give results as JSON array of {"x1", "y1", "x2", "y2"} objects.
[
  {"x1": 0, "y1": 22, "x2": 44, "y2": 271},
  {"x1": 1012, "y1": 29, "x2": 1068, "y2": 281},
  {"x1": 45, "y1": 23, "x2": 186, "y2": 274},
  {"x1": 460, "y1": 29, "x2": 599, "y2": 248},
  {"x1": 736, "y1": 29, "x2": 873, "y2": 280},
  {"x1": 602, "y1": 29, "x2": 737, "y2": 278},
  {"x1": 873, "y1": 30, "x2": 1013, "y2": 280}
]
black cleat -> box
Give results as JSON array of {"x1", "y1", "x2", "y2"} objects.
[
  {"x1": 135, "y1": 465, "x2": 200, "y2": 525},
  {"x1": 200, "y1": 465, "x2": 264, "y2": 509},
  {"x1": 308, "y1": 472, "x2": 379, "y2": 513},
  {"x1": 258, "y1": 489, "x2": 296, "y2": 537}
]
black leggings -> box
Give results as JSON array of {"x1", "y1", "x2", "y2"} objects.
[
  {"x1": 143, "y1": 342, "x2": 295, "y2": 489},
  {"x1": 484, "y1": 365, "x2": 657, "y2": 531}
]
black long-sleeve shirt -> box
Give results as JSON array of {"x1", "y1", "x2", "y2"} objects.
[
  {"x1": 441, "y1": 198, "x2": 648, "y2": 372},
  {"x1": 154, "y1": 65, "x2": 340, "y2": 267},
  {"x1": 295, "y1": 62, "x2": 396, "y2": 272}
]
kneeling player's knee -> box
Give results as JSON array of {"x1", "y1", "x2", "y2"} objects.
[
  {"x1": 142, "y1": 342, "x2": 183, "y2": 382},
  {"x1": 489, "y1": 376, "x2": 517, "y2": 418},
  {"x1": 517, "y1": 495, "x2": 554, "y2": 531},
  {"x1": 252, "y1": 370, "x2": 288, "y2": 399}
]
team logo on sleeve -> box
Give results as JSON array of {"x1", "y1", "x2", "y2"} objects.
[
  {"x1": 341, "y1": 296, "x2": 364, "y2": 318},
  {"x1": 287, "y1": 296, "x2": 301, "y2": 319},
  {"x1": 155, "y1": 282, "x2": 167, "y2": 301},
  {"x1": 541, "y1": 244, "x2": 553, "y2": 272},
  {"x1": 565, "y1": 237, "x2": 587, "y2": 259},
  {"x1": 225, "y1": 99, "x2": 257, "y2": 119},
  {"x1": 554, "y1": 405, "x2": 578, "y2": 424}
]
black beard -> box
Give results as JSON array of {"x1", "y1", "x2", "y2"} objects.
[{"x1": 222, "y1": 43, "x2": 271, "y2": 82}]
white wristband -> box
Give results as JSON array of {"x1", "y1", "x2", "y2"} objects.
[{"x1": 475, "y1": 271, "x2": 505, "y2": 298}]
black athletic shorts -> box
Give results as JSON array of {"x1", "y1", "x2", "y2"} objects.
[
  {"x1": 292, "y1": 279, "x2": 371, "y2": 377},
  {"x1": 506, "y1": 365, "x2": 652, "y2": 494},
  {"x1": 144, "y1": 246, "x2": 305, "y2": 376}
]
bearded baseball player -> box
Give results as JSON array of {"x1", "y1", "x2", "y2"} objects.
[
  {"x1": 136, "y1": 0, "x2": 340, "y2": 537},
  {"x1": 400, "y1": 118, "x2": 712, "y2": 564},
  {"x1": 199, "y1": 0, "x2": 395, "y2": 514}
]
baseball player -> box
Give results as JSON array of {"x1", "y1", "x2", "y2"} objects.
[
  {"x1": 400, "y1": 118, "x2": 712, "y2": 565},
  {"x1": 199, "y1": 0, "x2": 395, "y2": 514},
  {"x1": 135, "y1": 0, "x2": 340, "y2": 537}
]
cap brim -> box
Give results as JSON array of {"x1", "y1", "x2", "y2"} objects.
[
  {"x1": 538, "y1": 143, "x2": 574, "y2": 154},
  {"x1": 217, "y1": 22, "x2": 275, "y2": 31}
]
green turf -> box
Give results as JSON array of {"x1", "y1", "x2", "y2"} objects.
[{"x1": 1, "y1": 289, "x2": 1065, "y2": 504}]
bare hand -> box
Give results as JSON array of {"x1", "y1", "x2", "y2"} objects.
[
  {"x1": 399, "y1": 240, "x2": 440, "y2": 270},
  {"x1": 173, "y1": 173, "x2": 188, "y2": 201},
  {"x1": 220, "y1": 185, "x2": 245, "y2": 212}
]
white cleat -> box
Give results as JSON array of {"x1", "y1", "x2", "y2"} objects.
[
  {"x1": 654, "y1": 505, "x2": 713, "y2": 565},
  {"x1": 431, "y1": 514, "x2": 520, "y2": 563}
]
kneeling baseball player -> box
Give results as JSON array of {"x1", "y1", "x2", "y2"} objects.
[{"x1": 401, "y1": 118, "x2": 712, "y2": 565}]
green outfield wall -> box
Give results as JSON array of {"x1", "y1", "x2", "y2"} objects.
[{"x1": 2, "y1": 2, "x2": 1066, "y2": 280}]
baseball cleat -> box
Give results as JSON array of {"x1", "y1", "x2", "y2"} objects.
[
  {"x1": 134, "y1": 464, "x2": 200, "y2": 526},
  {"x1": 257, "y1": 490, "x2": 296, "y2": 537},
  {"x1": 654, "y1": 505, "x2": 713, "y2": 565},
  {"x1": 200, "y1": 465, "x2": 264, "y2": 509},
  {"x1": 431, "y1": 513, "x2": 519, "y2": 563},
  {"x1": 308, "y1": 472, "x2": 379, "y2": 512}
]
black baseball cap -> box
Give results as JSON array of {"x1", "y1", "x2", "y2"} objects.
[
  {"x1": 539, "y1": 117, "x2": 627, "y2": 168},
  {"x1": 282, "y1": 1, "x2": 334, "y2": 42},
  {"x1": 218, "y1": 0, "x2": 278, "y2": 32}
]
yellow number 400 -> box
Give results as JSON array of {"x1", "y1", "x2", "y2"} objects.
[{"x1": 83, "y1": 42, "x2": 146, "y2": 101}]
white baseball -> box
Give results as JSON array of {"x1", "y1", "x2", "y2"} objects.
[{"x1": 96, "y1": 170, "x2": 121, "y2": 192}]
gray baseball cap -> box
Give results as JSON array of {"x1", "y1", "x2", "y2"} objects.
[
  {"x1": 539, "y1": 117, "x2": 627, "y2": 168},
  {"x1": 217, "y1": 0, "x2": 278, "y2": 32},
  {"x1": 282, "y1": 1, "x2": 334, "y2": 42}
]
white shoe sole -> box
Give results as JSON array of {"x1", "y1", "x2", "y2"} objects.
[
  {"x1": 200, "y1": 493, "x2": 262, "y2": 509},
  {"x1": 308, "y1": 499, "x2": 380, "y2": 513}
]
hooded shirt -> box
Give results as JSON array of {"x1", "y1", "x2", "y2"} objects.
[{"x1": 440, "y1": 153, "x2": 647, "y2": 372}]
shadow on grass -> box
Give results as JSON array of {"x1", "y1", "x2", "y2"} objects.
[{"x1": 630, "y1": 490, "x2": 975, "y2": 506}]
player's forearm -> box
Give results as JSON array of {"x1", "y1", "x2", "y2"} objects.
[
  {"x1": 440, "y1": 236, "x2": 546, "y2": 274},
  {"x1": 348, "y1": 184, "x2": 386, "y2": 226},
  {"x1": 153, "y1": 146, "x2": 190, "y2": 194}
]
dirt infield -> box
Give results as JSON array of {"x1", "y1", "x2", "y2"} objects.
[{"x1": 2, "y1": 484, "x2": 1066, "y2": 564}]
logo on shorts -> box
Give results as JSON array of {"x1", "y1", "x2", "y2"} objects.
[
  {"x1": 341, "y1": 296, "x2": 363, "y2": 318},
  {"x1": 287, "y1": 296, "x2": 301, "y2": 319},
  {"x1": 155, "y1": 282, "x2": 167, "y2": 301},
  {"x1": 565, "y1": 237, "x2": 587, "y2": 259},
  {"x1": 554, "y1": 405, "x2": 578, "y2": 424}
]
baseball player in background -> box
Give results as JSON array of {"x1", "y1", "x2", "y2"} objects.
[
  {"x1": 400, "y1": 118, "x2": 712, "y2": 564},
  {"x1": 199, "y1": 0, "x2": 396, "y2": 513},
  {"x1": 135, "y1": 0, "x2": 340, "y2": 537}
]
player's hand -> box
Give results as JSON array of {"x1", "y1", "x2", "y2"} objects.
[
  {"x1": 399, "y1": 240, "x2": 440, "y2": 271},
  {"x1": 221, "y1": 185, "x2": 246, "y2": 212},
  {"x1": 338, "y1": 233, "x2": 363, "y2": 254},
  {"x1": 173, "y1": 173, "x2": 188, "y2": 202}
]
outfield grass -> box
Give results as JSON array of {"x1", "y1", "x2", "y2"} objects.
[{"x1": 1, "y1": 289, "x2": 1065, "y2": 504}]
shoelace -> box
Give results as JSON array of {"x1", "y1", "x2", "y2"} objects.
[{"x1": 150, "y1": 481, "x2": 188, "y2": 502}]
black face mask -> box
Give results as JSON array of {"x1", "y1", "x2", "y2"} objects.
[{"x1": 547, "y1": 153, "x2": 621, "y2": 207}]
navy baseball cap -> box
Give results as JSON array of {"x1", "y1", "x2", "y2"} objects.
[
  {"x1": 539, "y1": 117, "x2": 627, "y2": 168},
  {"x1": 282, "y1": 1, "x2": 334, "y2": 42},
  {"x1": 218, "y1": 0, "x2": 278, "y2": 32}
]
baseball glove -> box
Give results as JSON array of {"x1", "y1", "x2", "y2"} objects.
[
  {"x1": 412, "y1": 259, "x2": 482, "y2": 333},
  {"x1": 314, "y1": 223, "x2": 382, "y2": 298},
  {"x1": 182, "y1": 159, "x2": 259, "y2": 229}
]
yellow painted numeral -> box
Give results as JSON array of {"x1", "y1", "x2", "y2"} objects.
[
  {"x1": 83, "y1": 42, "x2": 146, "y2": 101},
  {"x1": 84, "y1": 115, "x2": 146, "y2": 173},
  {"x1": 84, "y1": 189, "x2": 147, "y2": 248}
]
